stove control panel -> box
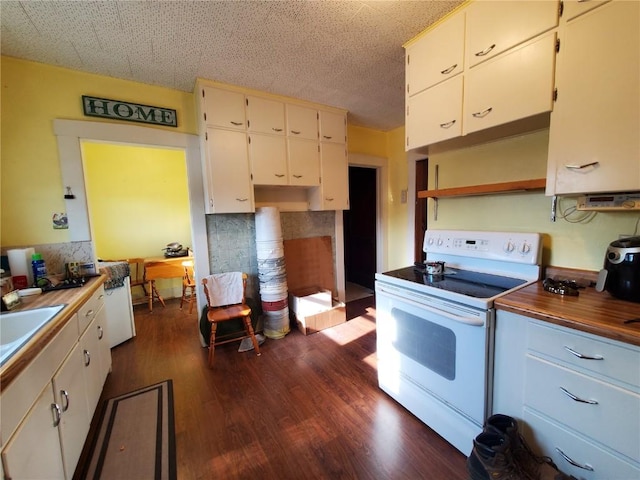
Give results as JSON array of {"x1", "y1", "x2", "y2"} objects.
[{"x1": 423, "y1": 230, "x2": 542, "y2": 265}]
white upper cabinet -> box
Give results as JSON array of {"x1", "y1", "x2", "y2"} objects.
[
  {"x1": 464, "y1": 32, "x2": 556, "y2": 135},
  {"x1": 288, "y1": 139, "x2": 320, "y2": 187},
  {"x1": 406, "y1": 12, "x2": 465, "y2": 96},
  {"x1": 561, "y1": 0, "x2": 610, "y2": 21},
  {"x1": 465, "y1": 0, "x2": 559, "y2": 68},
  {"x1": 201, "y1": 87, "x2": 246, "y2": 130},
  {"x1": 247, "y1": 96, "x2": 285, "y2": 135},
  {"x1": 204, "y1": 128, "x2": 254, "y2": 213},
  {"x1": 406, "y1": 75, "x2": 463, "y2": 149},
  {"x1": 286, "y1": 104, "x2": 318, "y2": 140},
  {"x1": 546, "y1": 0, "x2": 639, "y2": 195},
  {"x1": 319, "y1": 111, "x2": 346, "y2": 144},
  {"x1": 249, "y1": 133, "x2": 288, "y2": 186},
  {"x1": 310, "y1": 142, "x2": 349, "y2": 210}
]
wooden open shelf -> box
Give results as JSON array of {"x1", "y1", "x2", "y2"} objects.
[{"x1": 417, "y1": 178, "x2": 546, "y2": 199}]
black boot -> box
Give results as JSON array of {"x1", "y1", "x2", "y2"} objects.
[
  {"x1": 485, "y1": 414, "x2": 575, "y2": 480},
  {"x1": 467, "y1": 431, "x2": 529, "y2": 480}
]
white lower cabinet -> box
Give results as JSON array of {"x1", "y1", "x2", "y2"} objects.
[
  {"x1": 494, "y1": 310, "x2": 640, "y2": 479},
  {"x1": 53, "y1": 343, "x2": 91, "y2": 479},
  {"x1": 0, "y1": 285, "x2": 111, "y2": 479},
  {"x1": 1, "y1": 382, "x2": 66, "y2": 480}
]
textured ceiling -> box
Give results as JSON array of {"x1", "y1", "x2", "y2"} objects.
[{"x1": 1, "y1": 0, "x2": 464, "y2": 131}]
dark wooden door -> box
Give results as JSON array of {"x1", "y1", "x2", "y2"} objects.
[{"x1": 344, "y1": 166, "x2": 376, "y2": 289}]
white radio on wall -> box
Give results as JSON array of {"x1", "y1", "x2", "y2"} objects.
[{"x1": 576, "y1": 193, "x2": 640, "y2": 211}]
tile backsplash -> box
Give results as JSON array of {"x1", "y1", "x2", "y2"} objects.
[
  {"x1": 1, "y1": 241, "x2": 94, "y2": 276},
  {"x1": 206, "y1": 210, "x2": 335, "y2": 301}
]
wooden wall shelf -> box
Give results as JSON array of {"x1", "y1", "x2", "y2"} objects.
[{"x1": 417, "y1": 178, "x2": 546, "y2": 199}]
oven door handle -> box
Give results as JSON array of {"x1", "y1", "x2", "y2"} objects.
[{"x1": 377, "y1": 286, "x2": 484, "y2": 326}]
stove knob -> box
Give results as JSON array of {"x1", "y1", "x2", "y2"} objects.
[
  {"x1": 427, "y1": 237, "x2": 434, "y2": 246},
  {"x1": 437, "y1": 238, "x2": 444, "y2": 246},
  {"x1": 519, "y1": 242, "x2": 531, "y2": 255},
  {"x1": 504, "y1": 241, "x2": 515, "y2": 253}
]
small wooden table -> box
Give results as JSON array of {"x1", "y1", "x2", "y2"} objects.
[{"x1": 144, "y1": 256, "x2": 192, "y2": 312}]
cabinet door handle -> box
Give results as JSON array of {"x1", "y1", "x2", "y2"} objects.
[
  {"x1": 83, "y1": 349, "x2": 91, "y2": 367},
  {"x1": 97, "y1": 325, "x2": 104, "y2": 340},
  {"x1": 564, "y1": 161, "x2": 599, "y2": 170},
  {"x1": 560, "y1": 386, "x2": 598, "y2": 404},
  {"x1": 230, "y1": 121, "x2": 243, "y2": 126},
  {"x1": 475, "y1": 44, "x2": 496, "y2": 57},
  {"x1": 555, "y1": 447, "x2": 594, "y2": 471},
  {"x1": 440, "y1": 120, "x2": 456, "y2": 129},
  {"x1": 275, "y1": 174, "x2": 285, "y2": 178},
  {"x1": 293, "y1": 175, "x2": 303, "y2": 179},
  {"x1": 51, "y1": 403, "x2": 62, "y2": 427},
  {"x1": 235, "y1": 198, "x2": 249, "y2": 202},
  {"x1": 290, "y1": 130, "x2": 301, "y2": 135},
  {"x1": 564, "y1": 345, "x2": 603, "y2": 360},
  {"x1": 60, "y1": 389, "x2": 70, "y2": 412},
  {"x1": 440, "y1": 64, "x2": 458, "y2": 75},
  {"x1": 85, "y1": 309, "x2": 94, "y2": 318},
  {"x1": 272, "y1": 127, "x2": 283, "y2": 132},
  {"x1": 323, "y1": 135, "x2": 333, "y2": 140},
  {"x1": 472, "y1": 107, "x2": 493, "y2": 118},
  {"x1": 325, "y1": 197, "x2": 334, "y2": 202}
]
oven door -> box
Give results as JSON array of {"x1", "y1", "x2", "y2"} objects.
[{"x1": 375, "y1": 280, "x2": 493, "y2": 453}]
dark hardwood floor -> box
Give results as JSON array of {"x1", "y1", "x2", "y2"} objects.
[{"x1": 78, "y1": 295, "x2": 468, "y2": 479}]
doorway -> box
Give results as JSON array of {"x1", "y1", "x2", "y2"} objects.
[
  {"x1": 343, "y1": 166, "x2": 377, "y2": 300},
  {"x1": 415, "y1": 158, "x2": 428, "y2": 263}
]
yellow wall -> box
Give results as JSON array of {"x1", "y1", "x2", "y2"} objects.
[
  {"x1": 426, "y1": 129, "x2": 639, "y2": 271},
  {"x1": 82, "y1": 142, "x2": 190, "y2": 260},
  {"x1": 1, "y1": 56, "x2": 196, "y2": 246},
  {"x1": 386, "y1": 126, "x2": 411, "y2": 269}
]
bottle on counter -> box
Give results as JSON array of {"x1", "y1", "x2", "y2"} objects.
[{"x1": 31, "y1": 253, "x2": 48, "y2": 287}]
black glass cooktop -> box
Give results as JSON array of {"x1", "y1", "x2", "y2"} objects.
[{"x1": 381, "y1": 266, "x2": 527, "y2": 299}]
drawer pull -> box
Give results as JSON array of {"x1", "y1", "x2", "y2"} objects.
[
  {"x1": 440, "y1": 120, "x2": 456, "y2": 129},
  {"x1": 51, "y1": 403, "x2": 62, "y2": 427},
  {"x1": 555, "y1": 447, "x2": 594, "y2": 471},
  {"x1": 83, "y1": 349, "x2": 91, "y2": 367},
  {"x1": 85, "y1": 309, "x2": 94, "y2": 317},
  {"x1": 471, "y1": 107, "x2": 493, "y2": 118},
  {"x1": 475, "y1": 44, "x2": 496, "y2": 57},
  {"x1": 564, "y1": 346, "x2": 603, "y2": 360},
  {"x1": 564, "y1": 161, "x2": 599, "y2": 170},
  {"x1": 97, "y1": 325, "x2": 104, "y2": 340},
  {"x1": 440, "y1": 63, "x2": 458, "y2": 75},
  {"x1": 560, "y1": 386, "x2": 598, "y2": 404},
  {"x1": 60, "y1": 390, "x2": 70, "y2": 412}
]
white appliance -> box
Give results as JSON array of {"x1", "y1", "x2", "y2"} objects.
[
  {"x1": 104, "y1": 276, "x2": 136, "y2": 348},
  {"x1": 375, "y1": 230, "x2": 542, "y2": 456}
]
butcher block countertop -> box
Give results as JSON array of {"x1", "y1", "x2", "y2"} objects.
[
  {"x1": 0, "y1": 275, "x2": 106, "y2": 392},
  {"x1": 495, "y1": 268, "x2": 640, "y2": 347}
]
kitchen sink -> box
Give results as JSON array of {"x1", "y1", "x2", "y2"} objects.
[{"x1": 0, "y1": 304, "x2": 66, "y2": 366}]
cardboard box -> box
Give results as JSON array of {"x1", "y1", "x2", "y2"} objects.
[
  {"x1": 290, "y1": 289, "x2": 346, "y2": 335},
  {"x1": 284, "y1": 236, "x2": 346, "y2": 335}
]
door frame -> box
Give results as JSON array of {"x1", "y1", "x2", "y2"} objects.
[
  {"x1": 53, "y1": 119, "x2": 208, "y2": 314},
  {"x1": 347, "y1": 153, "x2": 388, "y2": 276}
]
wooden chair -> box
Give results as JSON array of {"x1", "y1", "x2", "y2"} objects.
[
  {"x1": 127, "y1": 258, "x2": 147, "y2": 298},
  {"x1": 180, "y1": 260, "x2": 196, "y2": 314},
  {"x1": 202, "y1": 273, "x2": 261, "y2": 367}
]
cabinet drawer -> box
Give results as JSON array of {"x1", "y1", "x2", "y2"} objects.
[
  {"x1": 465, "y1": 0, "x2": 559, "y2": 68},
  {"x1": 528, "y1": 320, "x2": 640, "y2": 389},
  {"x1": 463, "y1": 32, "x2": 556, "y2": 135},
  {"x1": 525, "y1": 355, "x2": 640, "y2": 461},
  {"x1": 524, "y1": 408, "x2": 640, "y2": 479},
  {"x1": 77, "y1": 285, "x2": 105, "y2": 336}
]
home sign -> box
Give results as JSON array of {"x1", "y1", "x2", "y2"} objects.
[{"x1": 82, "y1": 95, "x2": 177, "y2": 127}]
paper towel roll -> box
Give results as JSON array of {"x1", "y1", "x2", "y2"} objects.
[{"x1": 8, "y1": 248, "x2": 35, "y2": 286}]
